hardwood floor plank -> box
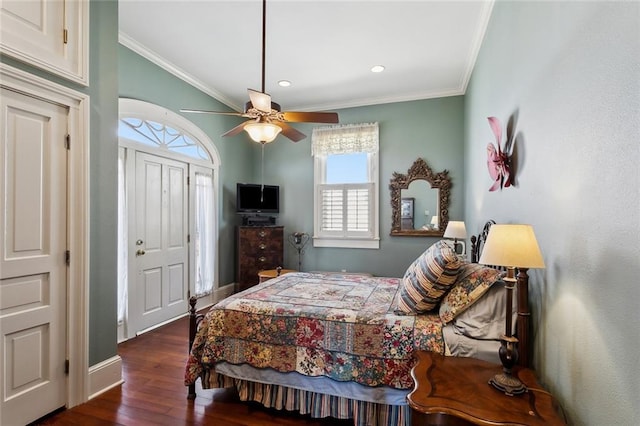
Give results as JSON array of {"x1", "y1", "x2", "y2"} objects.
[{"x1": 36, "y1": 315, "x2": 353, "y2": 426}]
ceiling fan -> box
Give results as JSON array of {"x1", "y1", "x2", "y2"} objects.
[{"x1": 181, "y1": 0, "x2": 339, "y2": 144}]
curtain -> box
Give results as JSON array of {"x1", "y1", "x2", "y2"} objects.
[
  {"x1": 311, "y1": 122, "x2": 379, "y2": 156},
  {"x1": 195, "y1": 171, "x2": 215, "y2": 296},
  {"x1": 117, "y1": 149, "x2": 128, "y2": 324}
]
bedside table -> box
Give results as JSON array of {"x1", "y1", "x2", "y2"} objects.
[
  {"x1": 407, "y1": 351, "x2": 567, "y2": 426},
  {"x1": 258, "y1": 268, "x2": 296, "y2": 283}
]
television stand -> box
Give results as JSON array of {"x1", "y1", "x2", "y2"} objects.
[{"x1": 242, "y1": 215, "x2": 276, "y2": 226}]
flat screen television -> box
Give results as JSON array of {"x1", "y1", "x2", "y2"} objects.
[{"x1": 236, "y1": 183, "x2": 279, "y2": 213}]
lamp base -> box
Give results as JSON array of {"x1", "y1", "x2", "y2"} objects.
[{"x1": 489, "y1": 372, "x2": 527, "y2": 396}]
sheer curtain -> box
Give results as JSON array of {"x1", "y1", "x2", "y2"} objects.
[
  {"x1": 195, "y1": 171, "x2": 215, "y2": 296},
  {"x1": 312, "y1": 122, "x2": 379, "y2": 156},
  {"x1": 117, "y1": 149, "x2": 128, "y2": 323}
]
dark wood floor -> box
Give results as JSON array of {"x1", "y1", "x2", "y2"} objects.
[{"x1": 38, "y1": 314, "x2": 352, "y2": 425}]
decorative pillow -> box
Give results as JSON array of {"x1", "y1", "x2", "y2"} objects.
[
  {"x1": 395, "y1": 240, "x2": 463, "y2": 314},
  {"x1": 439, "y1": 263, "x2": 502, "y2": 324}
]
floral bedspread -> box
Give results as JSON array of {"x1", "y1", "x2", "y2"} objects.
[{"x1": 184, "y1": 272, "x2": 444, "y2": 390}]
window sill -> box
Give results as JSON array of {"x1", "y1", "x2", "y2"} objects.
[{"x1": 313, "y1": 237, "x2": 380, "y2": 249}]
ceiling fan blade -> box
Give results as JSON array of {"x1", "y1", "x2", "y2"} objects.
[
  {"x1": 181, "y1": 108, "x2": 245, "y2": 117},
  {"x1": 276, "y1": 122, "x2": 307, "y2": 143},
  {"x1": 248, "y1": 89, "x2": 272, "y2": 113},
  {"x1": 282, "y1": 111, "x2": 339, "y2": 124},
  {"x1": 222, "y1": 121, "x2": 250, "y2": 138}
]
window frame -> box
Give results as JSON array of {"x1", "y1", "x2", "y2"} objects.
[{"x1": 313, "y1": 151, "x2": 380, "y2": 249}]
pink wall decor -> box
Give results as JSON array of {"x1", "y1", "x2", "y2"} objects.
[{"x1": 486, "y1": 116, "x2": 513, "y2": 191}]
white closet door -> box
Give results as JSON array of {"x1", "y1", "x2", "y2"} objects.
[{"x1": 0, "y1": 87, "x2": 68, "y2": 425}]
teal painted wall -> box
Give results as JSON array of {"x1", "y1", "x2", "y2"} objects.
[
  {"x1": 261, "y1": 96, "x2": 465, "y2": 277},
  {"x1": 464, "y1": 2, "x2": 639, "y2": 424},
  {"x1": 87, "y1": 0, "x2": 119, "y2": 366}
]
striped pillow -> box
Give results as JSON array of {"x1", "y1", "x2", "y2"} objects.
[{"x1": 395, "y1": 240, "x2": 463, "y2": 314}]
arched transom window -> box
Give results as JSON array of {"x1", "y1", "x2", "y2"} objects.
[{"x1": 119, "y1": 118, "x2": 212, "y2": 162}]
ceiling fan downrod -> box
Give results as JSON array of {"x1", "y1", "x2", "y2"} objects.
[{"x1": 261, "y1": 0, "x2": 267, "y2": 94}]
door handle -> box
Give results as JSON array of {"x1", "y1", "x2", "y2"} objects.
[{"x1": 136, "y1": 249, "x2": 146, "y2": 256}]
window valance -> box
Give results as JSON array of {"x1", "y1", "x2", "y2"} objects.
[{"x1": 312, "y1": 122, "x2": 379, "y2": 156}]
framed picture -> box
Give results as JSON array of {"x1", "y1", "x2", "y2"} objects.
[{"x1": 401, "y1": 197, "x2": 414, "y2": 219}]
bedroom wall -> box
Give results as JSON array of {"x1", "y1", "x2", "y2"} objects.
[
  {"x1": 261, "y1": 96, "x2": 465, "y2": 277},
  {"x1": 464, "y1": 2, "x2": 639, "y2": 425},
  {"x1": 118, "y1": 45, "x2": 254, "y2": 286}
]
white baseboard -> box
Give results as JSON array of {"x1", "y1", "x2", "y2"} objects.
[
  {"x1": 88, "y1": 285, "x2": 234, "y2": 399},
  {"x1": 88, "y1": 355, "x2": 123, "y2": 399}
]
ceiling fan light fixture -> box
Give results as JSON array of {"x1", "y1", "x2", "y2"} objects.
[{"x1": 245, "y1": 121, "x2": 282, "y2": 144}]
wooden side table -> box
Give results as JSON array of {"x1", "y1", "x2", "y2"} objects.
[
  {"x1": 258, "y1": 268, "x2": 296, "y2": 283},
  {"x1": 408, "y1": 351, "x2": 567, "y2": 426}
]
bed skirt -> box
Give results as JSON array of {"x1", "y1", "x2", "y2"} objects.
[{"x1": 205, "y1": 370, "x2": 411, "y2": 426}]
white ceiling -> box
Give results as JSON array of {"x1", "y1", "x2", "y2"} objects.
[{"x1": 119, "y1": 0, "x2": 494, "y2": 113}]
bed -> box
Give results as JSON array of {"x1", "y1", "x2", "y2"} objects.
[{"x1": 185, "y1": 221, "x2": 532, "y2": 426}]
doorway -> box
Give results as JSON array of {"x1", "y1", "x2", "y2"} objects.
[{"x1": 117, "y1": 99, "x2": 220, "y2": 340}]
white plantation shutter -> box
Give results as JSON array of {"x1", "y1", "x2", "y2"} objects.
[
  {"x1": 346, "y1": 186, "x2": 371, "y2": 233},
  {"x1": 320, "y1": 186, "x2": 343, "y2": 232},
  {"x1": 319, "y1": 184, "x2": 373, "y2": 236}
]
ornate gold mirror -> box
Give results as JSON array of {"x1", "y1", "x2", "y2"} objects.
[{"x1": 390, "y1": 158, "x2": 451, "y2": 236}]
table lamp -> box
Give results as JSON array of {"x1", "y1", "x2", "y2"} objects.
[
  {"x1": 430, "y1": 215, "x2": 439, "y2": 230},
  {"x1": 443, "y1": 221, "x2": 467, "y2": 255},
  {"x1": 478, "y1": 224, "x2": 545, "y2": 396}
]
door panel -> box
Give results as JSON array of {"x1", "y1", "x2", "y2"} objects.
[
  {"x1": 130, "y1": 152, "x2": 188, "y2": 335},
  {"x1": 1, "y1": 88, "x2": 67, "y2": 425}
]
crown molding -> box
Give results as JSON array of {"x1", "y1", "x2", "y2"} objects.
[{"x1": 118, "y1": 31, "x2": 241, "y2": 111}]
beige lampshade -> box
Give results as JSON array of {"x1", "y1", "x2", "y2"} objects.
[
  {"x1": 479, "y1": 224, "x2": 545, "y2": 269},
  {"x1": 244, "y1": 122, "x2": 282, "y2": 143},
  {"x1": 444, "y1": 221, "x2": 467, "y2": 239},
  {"x1": 430, "y1": 216, "x2": 439, "y2": 227}
]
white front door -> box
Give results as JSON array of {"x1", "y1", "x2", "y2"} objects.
[
  {"x1": 128, "y1": 152, "x2": 189, "y2": 336},
  {"x1": 0, "y1": 87, "x2": 68, "y2": 425}
]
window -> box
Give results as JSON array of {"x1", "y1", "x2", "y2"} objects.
[
  {"x1": 192, "y1": 168, "x2": 215, "y2": 297},
  {"x1": 313, "y1": 123, "x2": 379, "y2": 249},
  {"x1": 119, "y1": 117, "x2": 212, "y2": 162}
]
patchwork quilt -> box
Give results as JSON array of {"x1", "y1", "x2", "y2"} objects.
[{"x1": 185, "y1": 272, "x2": 445, "y2": 390}]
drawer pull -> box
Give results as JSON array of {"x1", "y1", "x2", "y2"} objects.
[
  {"x1": 259, "y1": 243, "x2": 266, "y2": 250},
  {"x1": 259, "y1": 231, "x2": 266, "y2": 237},
  {"x1": 258, "y1": 256, "x2": 266, "y2": 262}
]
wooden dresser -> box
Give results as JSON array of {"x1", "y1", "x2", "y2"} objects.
[{"x1": 236, "y1": 226, "x2": 284, "y2": 291}]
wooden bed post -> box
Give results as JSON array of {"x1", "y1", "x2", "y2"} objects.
[{"x1": 187, "y1": 296, "x2": 199, "y2": 400}]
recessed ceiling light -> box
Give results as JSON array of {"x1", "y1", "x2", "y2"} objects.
[
  {"x1": 371, "y1": 65, "x2": 385, "y2": 73},
  {"x1": 278, "y1": 80, "x2": 291, "y2": 87}
]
